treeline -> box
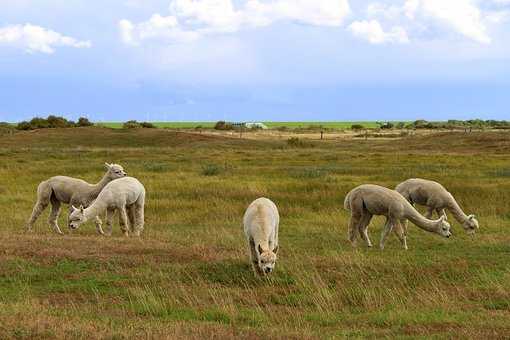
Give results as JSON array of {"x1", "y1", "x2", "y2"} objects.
[
  {"x1": 352, "y1": 119, "x2": 510, "y2": 130},
  {"x1": 15, "y1": 115, "x2": 94, "y2": 130},
  {"x1": 4, "y1": 116, "x2": 157, "y2": 130}
]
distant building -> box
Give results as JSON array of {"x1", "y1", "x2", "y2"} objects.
[{"x1": 231, "y1": 122, "x2": 268, "y2": 129}]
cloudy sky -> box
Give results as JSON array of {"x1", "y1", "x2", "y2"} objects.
[{"x1": 0, "y1": 0, "x2": 509, "y2": 122}]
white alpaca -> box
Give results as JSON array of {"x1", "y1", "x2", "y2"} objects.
[
  {"x1": 68, "y1": 177, "x2": 145, "y2": 236},
  {"x1": 243, "y1": 198, "x2": 279, "y2": 276},
  {"x1": 395, "y1": 178, "x2": 479, "y2": 234},
  {"x1": 27, "y1": 163, "x2": 126, "y2": 234},
  {"x1": 344, "y1": 184, "x2": 451, "y2": 250}
]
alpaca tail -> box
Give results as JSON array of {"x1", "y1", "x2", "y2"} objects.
[{"x1": 343, "y1": 190, "x2": 352, "y2": 211}]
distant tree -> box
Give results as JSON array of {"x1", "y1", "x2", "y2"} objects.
[
  {"x1": 123, "y1": 120, "x2": 142, "y2": 129},
  {"x1": 47, "y1": 115, "x2": 72, "y2": 128},
  {"x1": 351, "y1": 124, "x2": 364, "y2": 130},
  {"x1": 395, "y1": 122, "x2": 406, "y2": 129},
  {"x1": 214, "y1": 121, "x2": 233, "y2": 130},
  {"x1": 140, "y1": 121, "x2": 156, "y2": 128},
  {"x1": 77, "y1": 117, "x2": 94, "y2": 127},
  {"x1": 16, "y1": 121, "x2": 32, "y2": 130}
]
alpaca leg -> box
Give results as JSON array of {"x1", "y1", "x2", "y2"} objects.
[
  {"x1": 347, "y1": 214, "x2": 362, "y2": 246},
  {"x1": 132, "y1": 198, "x2": 145, "y2": 237},
  {"x1": 380, "y1": 218, "x2": 395, "y2": 250},
  {"x1": 127, "y1": 205, "x2": 136, "y2": 232},
  {"x1": 27, "y1": 182, "x2": 52, "y2": 231},
  {"x1": 48, "y1": 198, "x2": 63, "y2": 235},
  {"x1": 119, "y1": 207, "x2": 130, "y2": 237},
  {"x1": 249, "y1": 237, "x2": 263, "y2": 276},
  {"x1": 95, "y1": 216, "x2": 105, "y2": 235},
  {"x1": 437, "y1": 209, "x2": 448, "y2": 220},
  {"x1": 394, "y1": 220, "x2": 408, "y2": 250},
  {"x1": 358, "y1": 213, "x2": 373, "y2": 247},
  {"x1": 27, "y1": 200, "x2": 49, "y2": 231},
  {"x1": 424, "y1": 207, "x2": 434, "y2": 219},
  {"x1": 105, "y1": 208, "x2": 115, "y2": 236}
]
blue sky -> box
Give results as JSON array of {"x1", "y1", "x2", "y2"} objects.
[{"x1": 0, "y1": 0, "x2": 509, "y2": 122}]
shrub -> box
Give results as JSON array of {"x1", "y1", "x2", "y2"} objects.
[
  {"x1": 16, "y1": 121, "x2": 31, "y2": 130},
  {"x1": 379, "y1": 122, "x2": 394, "y2": 129},
  {"x1": 15, "y1": 115, "x2": 78, "y2": 130},
  {"x1": 214, "y1": 121, "x2": 233, "y2": 130},
  {"x1": 29, "y1": 117, "x2": 50, "y2": 129},
  {"x1": 140, "y1": 122, "x2": 156, "y2": 128},
  {"x1": 351, "y1": 124, "x2": 364, "y2": 130},
  {"x1": 123, "y1": 120, "x2": 142, "y2": 129},
  {"x1": 287, "y1": 137, "x2": 313, "y2": 148},
  {"x1": 201, "y1": 164, "x2": 221, "y2": 176},
  {"x1": 77, "y1": 117, "x2": 94, "y2": 127},
  {"x1": 47, "y1": 115, "x2": 72, "y2": 128}
]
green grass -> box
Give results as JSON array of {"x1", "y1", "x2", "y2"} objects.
[{"x1": 0, "y1": 128, "x2": 509, "y2": 338}]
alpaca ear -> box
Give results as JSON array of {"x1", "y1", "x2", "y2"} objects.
[
  {"x1": 439, "y1": 215, "x2": 446, "y2": 222},
  {"x1": 72, "y1": 205, "x2": 79, "y2": 211},
  {"x1": 273, "y1": 245, "x2": 279, "y2": 254},
  {"x1": 257, "y1": 244, "x2": 263, "y2": 254},
  {"x1": 105, "y1": 162, "x2": 111, "y2": 169}
]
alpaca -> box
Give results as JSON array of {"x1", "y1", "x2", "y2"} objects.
[
  {"x1": 344, "y1": 184, "x2": 451, "y2": 250},
  {"x1": 68, "y1": 177, "x2": 145, "y2": 237},
  {"x1": 243, "y1": 197, "x2": 279, "y2": 276},
  {"x1": 395, "y1": 178, "x2": 479, "y2": 234},
  {"x1": 26, "y1": 163, "x2": 126, "y2": 234}
]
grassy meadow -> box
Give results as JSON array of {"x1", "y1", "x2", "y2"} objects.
[{"x1": 0, "y1": 127, "x2": 509, "y2": 338}]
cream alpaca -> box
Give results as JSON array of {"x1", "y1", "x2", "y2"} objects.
[
  {"x1": 243, "y1": 198, "x2": 279, "y2": 276},
  {"x1": 344, "y1": 184, "x2": 451, "y2": 250},
  {"x1": 395, "y1": 178, "x2": 479, "y2": 234},
  {"x1": 68, "y1": 177, "x2": 145, "y2": 236},
  {"x1": 27, "y1": 163, "x2": 126, "y2": 234}
]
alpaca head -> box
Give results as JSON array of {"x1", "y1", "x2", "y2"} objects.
[
  {"x1": 436, "y1": 216, "x2": 452, "y2": 238},
  {"x1": 463, "y1": 214, "x2": 479, "y2": 234},
  {"x1": 68, "y1": 205, "x2": 85, "y2": 230},
  {"x1": 257, "y1": 244, "x2": 278, "y2": 275},
  {"x1": 105, "y1": 163, "x2": 126, "y2": 179}
]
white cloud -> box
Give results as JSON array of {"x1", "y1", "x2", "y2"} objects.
[
  {"x1": 414, "y1": 0, "x2": 491, "y2": 44},
  {"x1": 120, "y1": 0, "x2": 351, "y2": 45},
  {"x1": 348, "y1": 20, "x2": 409, "y2": 44},
  {"x1": 365, "y1": 0, "x2": 493, "y2": 44},
  {"x1": 0, "y1": 24, "x2": 91, "y2": 54}
]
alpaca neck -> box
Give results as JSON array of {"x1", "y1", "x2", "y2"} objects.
[
  {"x1": 404, "y1": 205, "x2": 439, "y2": 233},
  {"x1": 83, "y1": 199, "x2": 107, "y2": 222},
  {"x1": 447, "y1": 197, "x2": 468, "y2": 224},
  {"x1": 90, "y1": 172, "x2": 111, "y2": 196}
]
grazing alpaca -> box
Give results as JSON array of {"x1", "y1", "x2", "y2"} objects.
[
  {"x1": 395, "y1": 178, "x2": 479, "y2": 234},
  {"x1": 26, "y1": 163, "x2": 126, "y2": 234},
  {"x1": 344, "y1": 184, "x2": 451, "y2": 250},
  {"x1": 243, "y1": 197, "x2": 279, "y2": 276},
  {"x1": 68, "y1": 177, "x2": 145, "y2": 236}
]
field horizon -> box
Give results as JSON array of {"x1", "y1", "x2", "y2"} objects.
[{"x1": 1, "y1": 128, "x2": 509, "y2": 338}]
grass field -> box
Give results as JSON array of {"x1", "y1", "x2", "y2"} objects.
[
  {"x1": 97, "y1": 121, "x2": 386, "y2": 129},
  {"x1": 1, "y1": 127, "x2": 509, "y2": 338}
]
